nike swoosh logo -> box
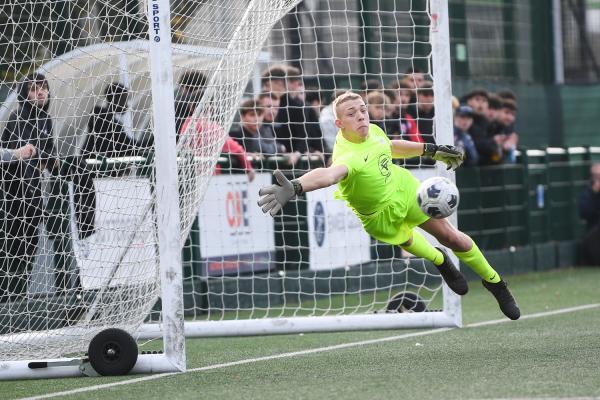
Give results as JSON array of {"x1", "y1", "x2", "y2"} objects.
[
  {"x1": 489, "y1": 273, "x2": 497, "y2": 281},
  {"x1": 364, "y1": 155, "x2": 368, "y2": 162}
]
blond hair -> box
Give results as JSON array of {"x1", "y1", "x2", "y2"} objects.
[{"x1": 332, "y1": 91, "x2": 362, "y2": 119}]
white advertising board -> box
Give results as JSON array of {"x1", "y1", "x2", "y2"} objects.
[
  {"x1": 198, "y1": 173, "x2": 275, "y2": 259},
  {"x1": 306, "y1": 185, "x2": 371, "y2": 271},
  {"x1": 69, "y1": 178, "x2": 157, "y2": 290}
]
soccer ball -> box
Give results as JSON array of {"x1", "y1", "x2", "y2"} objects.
[{"x1": 416, "y1": 177, "x2": 460, "y2": 219}]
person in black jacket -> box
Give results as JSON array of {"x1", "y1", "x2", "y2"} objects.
[
  {"x1": 462, "y1": 88, "x2": 502, "y2": 165},
  {"x1": 579, "y1": 163, "x2": 600, "y2": 231},
  {"x1": 82, "y1": 83, "x2": 136, "y2": 159},
  {"x1": 0, "y1": 73, "x2": 58, "y2": 302},
  {"x1": 578, "y1": 163, "x2": 600, "y2": 265},
  {"x1": 262, "y1": 65, "x2": 324, "y2": 155}
]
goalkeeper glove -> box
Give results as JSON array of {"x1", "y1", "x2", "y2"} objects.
[
  {"x1": 422, "y1": 143, "x2": 464, "y2": 170},
  {"x1": 257, "y1": 170, "x2": 303, "y2": 216}
]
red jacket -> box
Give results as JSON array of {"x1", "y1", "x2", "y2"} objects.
[{"x1": 180, "y1": 116, "x2": 254, "y2": 173}]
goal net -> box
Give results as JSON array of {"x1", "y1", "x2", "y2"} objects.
[
  {"x1": 0, "y1": 0, "x2": 458, "y2": 378},
  {"x1": 139, "y1": 0, "x2": 459, "y2": 339}
]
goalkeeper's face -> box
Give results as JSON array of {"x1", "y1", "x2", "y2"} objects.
[{"x1": 335, "y1": 98, "x2": 370, "y2": 138}]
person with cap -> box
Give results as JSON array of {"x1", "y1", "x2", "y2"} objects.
[
  {"x1": 462, "y1": 88, "x2": 501, "y2": 165},
  {"x1": 453, "y1": 105, "x2": 479, "y2": 167}
]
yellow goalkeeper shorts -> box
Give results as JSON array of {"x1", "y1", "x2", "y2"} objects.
[{"x1": 359, "y1": 171, "x2": 429, "y2": 246}]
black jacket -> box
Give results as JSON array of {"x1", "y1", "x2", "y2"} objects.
[
  {"x1": 468, "y1": 113, "x2": 501, "y2": 165},
  {"x1": 83, "y1": 106, "x2": 136, "y2": 158},
  {"x1": 275, "y1": 94, "x2": 323, "y2": 153},
  {"x1": 0, "y1": 74, "x2": 58, "y2": 261},
  {"x1": 1, "y1": 75, "x2": 57, "y2": 218},
  {"x1": 579, "y1": 185, "x2": 600, "y2": 231}
]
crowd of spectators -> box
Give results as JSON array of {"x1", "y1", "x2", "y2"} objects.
[{"x1": 226, "y1": 65, "x2": 521, "y2": 168}]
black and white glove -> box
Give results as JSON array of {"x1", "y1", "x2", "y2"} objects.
[
  {"x1": 422, "y1": 143, "x2": 464, "y2": 170},
  {"x1": 257, "y1": 170, "x2": 303, "y2": 216}
]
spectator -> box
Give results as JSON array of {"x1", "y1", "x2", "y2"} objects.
[
  {"x1": 83, "y1": 83, "x2": 137, "y2": 159},
  {"x1": 579, "y1": 163, "x2": 600, "y2": 231},
  {"x1": 262, "y1": 65, "x2": 323, "y2": 154},
  {"x1": 486, "y1": 94, "x2": 507, "y2": 152},
  {"x1": 365, "y1": 91, "x2": 389, "y2": 132},
  {"x1": 496, "y1": 89, "x2": 518, "y2": 135},
  {"x1": 230, "y1": 98, "x2": 279, "y2": 157},
  {"x1": 359, "y1": 78, "x2": 383, "y2": 100},
  {"x1": 319, "y1": 89, "x2": 347, "y2": 155},
  {"x1": 578, "y1": 163, "x2": 600, "y2": 265},
  {"x1": 496, "y1": 99, "x2": 520, "y2": 163},
  {"x1": 404, "y1": 66, "x2": 426, "y2": 89},
  {"x1": 453, "y1": 105, "x2": 479, "y2": 167},
  {"x1": 0, "y1": 73, "x2": 58, "y2": 302},
  {"x1": 230, "y1": 99, "x2": 263, "y2": 153},
  {"x1": 414, "y1": 82, "x2": 436, "y2": 144},
  {"x1": 486, "y1": 93, "x2": 503, "y2": 134},
  {"x1": 256, "y1": 93, "x2": 300, "y2": 166},
  {"x1": 462, "y1": 88, "x2": 501, "y2": 165},
  {"x1": 391, "y1": 79, "x2": 418, "y2": 120},
  {"x1": 285, "y1": 66, "x2": 305, "y2": 101},
  {"x1": 381, "y1": 89, "x2": 422, "y2": 143},
  {"x1": 180, "y1": 89, "x2": 255, "y2": 182},
  {"x1": 175, "y1": 71, "x2": 208, "y2": 135},
  {"x1": 304, "y1": 89, "x2": 322, "y2": 117}
]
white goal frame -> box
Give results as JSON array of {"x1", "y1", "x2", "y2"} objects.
[
  {"x1": 0, "y1": 0, "x2": 184, "y2": 380},
  {"x1": 137, "y1": 0, "x2": 461, "y2": 341}
]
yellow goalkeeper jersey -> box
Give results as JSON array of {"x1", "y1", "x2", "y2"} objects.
[{"x1": 332, "y1": 123, "x2": 414, "y2": 216}]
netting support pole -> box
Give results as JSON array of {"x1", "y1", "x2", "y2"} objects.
[
  {"x1": 146, "y1": 0, "x2": 186, "y2": 372},
  {"x1": 430, "y1": 0, "x2": 462, "y2": 328}
]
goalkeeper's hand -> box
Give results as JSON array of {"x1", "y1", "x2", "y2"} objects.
[
  {"x1": 422, "y1": 143, "x2": 464, "y2": 170},
  {"x1": 257, "y1": 170, "x2": 303, "y2": 216}
]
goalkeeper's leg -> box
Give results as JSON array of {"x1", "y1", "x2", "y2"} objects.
[
  {"x1": 399, "y1": 230, "x2": 469, "y2": 295},
  {"x1": 419, "y1": 218, "x2": 520, "y2": 320}
]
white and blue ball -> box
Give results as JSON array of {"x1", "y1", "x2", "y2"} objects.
[{"x1": 416, "y1": 176, "x2": 460, "y2": 219}]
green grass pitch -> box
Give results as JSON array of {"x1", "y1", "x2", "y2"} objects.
[{"x1": 3, "y1": 267, "x2": 600, "y2": 400}]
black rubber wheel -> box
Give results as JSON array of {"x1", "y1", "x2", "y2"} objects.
[
  {"x1": 88, "y1": 328, "x2": 138, "y2": 376},
  {"x1": 386, "y1": 292, "x2": 427, "y2": 313}
]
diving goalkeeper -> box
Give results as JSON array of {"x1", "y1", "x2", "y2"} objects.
[{"x1": 258, "y1": 91, "x2": 520, "y2": 320}]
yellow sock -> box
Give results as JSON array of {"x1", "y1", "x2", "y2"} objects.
[
  {"x1": 453, "y1": 241, "x2": 501, "y2": 283},
  {"x1": 400, "y1": 231, "x2": 444, "y2": 266}
]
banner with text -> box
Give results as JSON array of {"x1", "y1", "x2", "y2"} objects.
[
  {"x1": 306, "y1": 186, "x2": 371, "y2": 271},
  {"x1": 197, "y1": 173, "x2": 275, "y2": 276}
]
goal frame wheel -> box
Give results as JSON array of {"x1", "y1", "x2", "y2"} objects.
[
  {"x1": 88, "y1": 328, "x2": 138, "y2": 376},
  {"x1": 386, "y1": 292, "x2": 427, "y2": 313}
]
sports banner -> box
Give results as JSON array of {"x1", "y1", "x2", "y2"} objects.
[
  {"x1": 306, "y1": 186, "x2": 371, "y2": 271},
  {"x1": 197, "y1": 173, "x2": 275, "y2": 276},
  {"x1": 68, "y1": 178, "x2": 157, "y2": 289}
]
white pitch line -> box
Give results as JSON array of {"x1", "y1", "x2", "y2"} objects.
[{"x1": 18, "y1": 303, "x2": 600, "y2": 400}]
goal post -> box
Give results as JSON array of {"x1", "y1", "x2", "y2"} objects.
[
  {"x1": 0, "y1": 0, "x2": 460, "y2": 380},
  {"x1": 0, "y1": 0, "x2": 301, "y2": 380}
]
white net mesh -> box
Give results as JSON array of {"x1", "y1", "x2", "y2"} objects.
[
  {"x1": 0, "y1": 0, "x2": 299, "y2": 360},
  {"x1": 162, "y1": 0, "x2": 451, "y2": 330},
  {"x1": 0, "y1": 0, "x2": 453, "y2": 361}
]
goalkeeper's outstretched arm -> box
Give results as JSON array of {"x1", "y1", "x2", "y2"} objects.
[
  {"x1": 258, "y1": 165, "x2": 348, "y2": 216},
  {"x1": 391, "y1": 140, "x2": 465, "y2": 170}
]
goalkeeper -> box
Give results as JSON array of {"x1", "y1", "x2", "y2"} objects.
[{"x1": 258, "y1": 91, "x2": 520, "y2": 320}]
